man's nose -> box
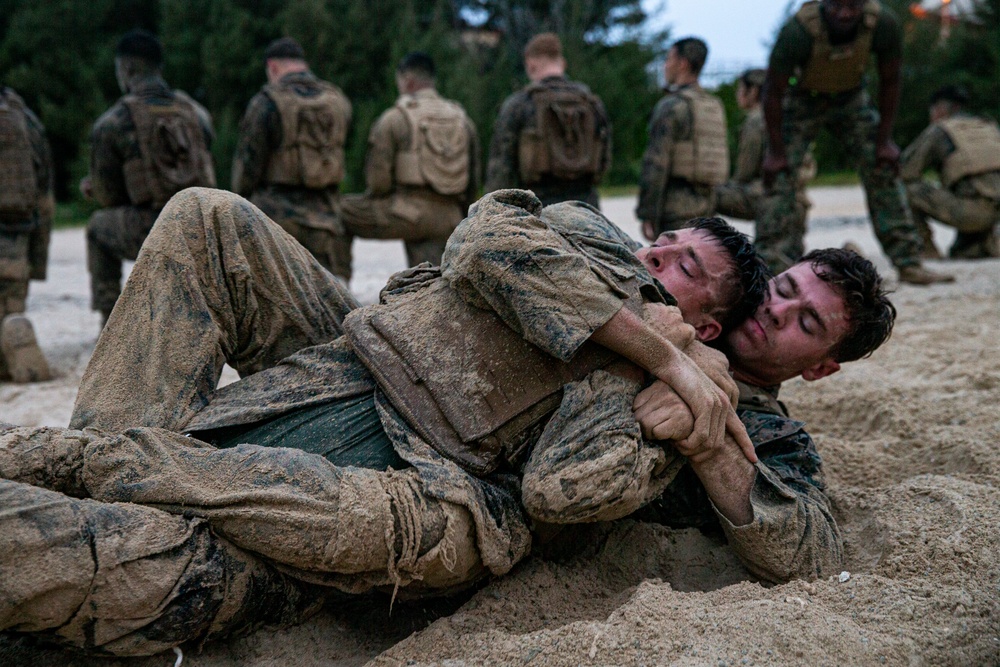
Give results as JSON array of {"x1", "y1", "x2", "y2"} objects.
[{"x1": 766, "y1": 298, "x2": 793, "y2": 327}]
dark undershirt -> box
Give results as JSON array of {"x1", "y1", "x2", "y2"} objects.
[{"x1": 191, "y1": 393, "x2": 409, "y2": 471}]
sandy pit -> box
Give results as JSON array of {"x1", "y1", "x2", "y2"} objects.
[{"x1": 2, "y1": 189, "x2": 998, "y2": 666}]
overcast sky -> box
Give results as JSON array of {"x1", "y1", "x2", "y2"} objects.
[{"x1": 642, "y1": 0, "x2": 799, "y2": 81}]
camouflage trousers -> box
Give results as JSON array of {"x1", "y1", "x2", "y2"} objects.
[
  {"x1": 250, "y1": 185, "x2": 353, "y2": 281},
  {"x1": 757, "y1": 89, "x2": 922, "y2": 272},
  {"x1": 340, "y1": 189, "x2": 465, "y2": 267},
  {"x1": 86, "y1": 205, "x2": 158, "y2": 317},
  {"x1": 0, "y1": 217, "x2": 50, "y2": 321},
  {"x1": 0, "y1": 189, "x2": 490, "y2": 656},
  {"x1": 906, "y1": 181, "x2": 1000, "y2": 258}
]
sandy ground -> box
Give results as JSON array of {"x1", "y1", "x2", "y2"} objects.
[{"x1": 3, "y1": 188, "x2": 1000, "y2": 666}]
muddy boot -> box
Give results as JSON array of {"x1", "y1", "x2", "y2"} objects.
[
  {"x1": 898, "y1": 264, "x2": 956, "y2": 286},
  {"x1": 914, "y1": 219, "x2": 943, "y2": 260},
  {"x1": 0, "y1": 426, "x2": 99, "y2": 496},
  {"x1": 0, "y1": 315, "x2": 51, "y2": 383},
  {"x1": 949, "y1": 230, "x2": 999, "y2": 260}
]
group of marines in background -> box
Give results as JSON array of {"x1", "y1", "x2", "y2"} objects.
[{"x1": 1, "y1": 0, "x2": 999, "y2": 387}]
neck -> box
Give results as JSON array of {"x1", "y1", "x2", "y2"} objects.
[
  {"x1": 673, "y1": 73, "x2": 699, "y2": 88},
  {"x1": 121, "y1": 70, "x2": 161, "y2": 94},
  {"x1": 729, "y1": 364, "x2": 785, "y2": 389},
  {"x1": 528, "y1": 62, "x2": 565, "y2": 83}
]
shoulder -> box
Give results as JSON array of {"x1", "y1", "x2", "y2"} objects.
[
  {"x1": 93, "y1": 97, "x2": 132, "y2": 134},
  {"x1": 540, "y1": 201, "x2": 643, "y2": 252},
  {"x1": 740, "y1": 409, "x2": 825, "y2": 490}
]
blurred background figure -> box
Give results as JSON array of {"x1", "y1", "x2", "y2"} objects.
[
  {"x1": 81, "y1": 29, "x2": 216, "y2": 324},
  {"x1": 636, "y1": 36, "x2": 729, "y2": 241},
  {"x1": 341, "y1": 52, "x2": 478, "y2": 268},
  {"x1": 232, "y1": 37, "x2": 353, "y2": 281},
  {"x1": 901, "y1": 84, "x2": 1000, "y2": 260},
  {"x1": 485, "y1": 33, "x2": 611, "y2": 209},
  {"x1": 0, "y1": 83, "x2": 52, "y2": 382},
  {"x1": 758, "y1": 0, "x2": 950, "y2": 284},
  {"x1": 715, "y1": 68, "x2": 816, "y2": 228}
]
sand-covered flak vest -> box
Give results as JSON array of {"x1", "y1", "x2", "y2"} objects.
[
  {"x1": 671, "y1": 87, "x2": 729, "y2": 187},
  {"x1": 264, "y1": 80, "x2": 350, "y2": 189},
  {"x1": 343, "y1": 267, "x2": 658, "y2": 476},
  {"x1": 393, "y1": 93, "x2": 470, "y2": 197},
  {"x1": 0, "y1": 89, "x2": 38, "y2": 222},
  {"x1": 518, "y1": 80, "x2": 606, "y2": 185},
  {"x1": 122, "y1": 91, "x2": 215, "y2": 209},
  {"x1": 938, "y1": 116, "x2": 1000, "y2": 192},
  {"x1": 794, "y1": 0, "x2": 881, "y2": 94}
]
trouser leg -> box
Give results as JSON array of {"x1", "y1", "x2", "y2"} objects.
[
  {"x1": 833, "y1": 98, "x2": 922, "y2": 268},
  {"x1": 82, "y1": 427, "x2": 488, "y2": 595},
  {"x1": 755, "y1": 97, "x2": 819, "y2": 272},
  {"x1": 0, "y1": 478, "x2": 324, "y2": 657},
  {"x1": 86, "y1": 207, "x2": 156, "y2": 317},
  {"x1": 71, "y1": 188, "x2": 361, "y2": 433}
]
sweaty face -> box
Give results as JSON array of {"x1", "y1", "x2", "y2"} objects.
[
  {"x1": 634, "y1": 229, "x2": 733, "y2": 340},
  {"x1": 822, "y1": 0, "x2": 866, "y2": 36},
  {"x1": 725, "y1": 262, "x2": 851, "y2": 385}
]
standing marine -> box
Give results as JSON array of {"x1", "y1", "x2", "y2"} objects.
[
  {"x1": 81, "y1": 29, "x2": 216, "y2": 323},
  {"x1": 900, "y1": 84, "x2": 1000, "y2": 260},
  {"x1": 484, "y1": 33, "x2": 611, "y2": 208},
  {"x1": 232, "y1": 37, "x2": 353, "y2": 280},
  {"x1": 340, "y1": 52, "x2": 478, "y2": 268},
  {"x1": 0, "y1": 85, "x2": 52, "y2": 382},
  {"x1": 636, "y1": 37, "x2": 730, "y2": 241},
  {"x1": 758, "y1": 0, "x2": 951, "y2": 284},
  {"x1": 715, "y1": 68, "x2": 816, "y2": 226}
]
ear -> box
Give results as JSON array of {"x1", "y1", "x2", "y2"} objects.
[
  {"x1": 800, "y1": 359, "x2": 841, "y2": 382},
  {"x1": 694, "y1": 318, "x2": 722, "y2": 342}
]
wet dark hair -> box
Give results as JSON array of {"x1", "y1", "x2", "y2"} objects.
[
  {"x1": 397, "y1": 52, "x2": 436, "y2": 80},
  {"x1": 671, "y1": 37, "x2": 708, "y2": 75},
  {"x1": 264, "y1": 37, "x2": 306, "y2": 62},
  {"x1": 799, "y1": 248, "x2": 896, "y2": 362},
  {"x1": 689, "y1": 217, "x2": 770, "y2": 334},
  {"x1": 115, "y1": 29, "x2": 162, "y2": 67},
  {"x1": 930, "y1": 84, "x2": 970, "y2": 107}
]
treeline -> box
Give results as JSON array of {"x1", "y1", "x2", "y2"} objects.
[{"x1": 0, "y1": 0, "x2": 996, "y2": 203}]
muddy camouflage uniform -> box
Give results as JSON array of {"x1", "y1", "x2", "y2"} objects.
[
  {"x1": 485, "y1": 75, "x2": 611, "y2": 208},
  {"x1": 86, "y1": 74, "x2": 215, "y2": 318},
  {"x1": 232, "y1": 70, "x2": 353, "y2": 279},
  {"x1": 758, "y1": 0, "x2": 923, "y2": 272},
  {"x1": 340, "y1": 88, "x2": 479, "y2": 267},
  {"x1": 0, "y1": 188, "x2": 667, "y2": 655},
  {"x1": 632, "y1": 380, "x2": 843, "y2": 582},
  {"x1": 0, "y1": 86, "x2": 53, "y2": 373},
  {"x1": 715, "y1": 106, "x2": 815, "y2": 225},
  {"x1": 900, "y1": 113, "x2": 1000, "y2": 259},
  {"x1": 636, "y1": 84, "x2": 730, "y2": 235}
]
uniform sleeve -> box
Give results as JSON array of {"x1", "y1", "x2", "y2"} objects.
[
  {"x1": 636, "y1": 97, "x2": 676, "y2": 223},
  {"x1": 521, "y1": 369, "x2": 684, "y2": 524},
  {"x1": 899, "y1": 125, "x2": 950, "y2": 183},
  {"x1": 89, "y1": 110, "x2": 131, "y2": 208},
  {"x1": 441, "y1": 189, "x2": 634, "y2": 361},
  {"x1": 732, "y1": 112, "x2": 764, "y2": 184},
  {"x1": 364, "y1": 109, "x2": 400, "y2": 196},
  {"x1": 484, "y1": 94, "x2": 524, "y2": 193},
  {"x1": 714, "y1": 429, "x2": 844, "y2": 583},
  {"x1": 231, "y1": 93, "x2": 277, "y2": 196}
]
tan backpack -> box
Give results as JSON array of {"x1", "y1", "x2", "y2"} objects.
[
  {"x1": 393, "y1": 93, "x2": 471, "y2": 196},
  {"x1": 518, "y1": 82, "x2": 605, "y2": 184},
  {"x1": 0, "y1": 89, "x2": 38, "y2": 219}
]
